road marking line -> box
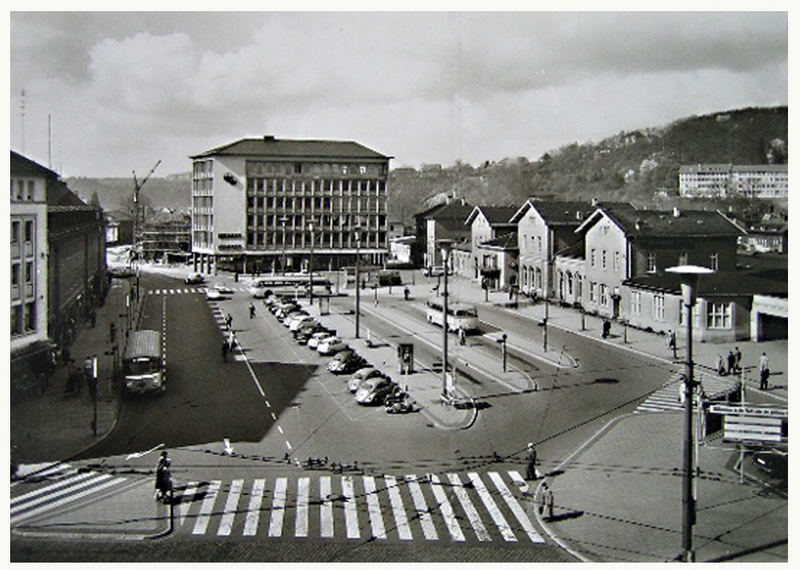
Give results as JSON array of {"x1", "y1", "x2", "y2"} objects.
[
  {"x1": 341, "y1": 475, "x2": 360, "y2": 539},
  {"x1": 270, "y1": 412, "x2": 277, "y2": 421},
  {"x1": 295, "y1": 477, "x2": 310, "y2": 537},
  {"x1": 178, "y1": 481, "x2": 198, "y2": 526},
  {"x1": 11, "y1": 472, "x2": 95, "y2": 508},
  {"x1": 406, "y1": 474, "x2": 437, "y2": 540},
  {"x1": 268, "y1": 477, "x2": 288, "y2": 537},
  {"x1": 489, "y1": 471, "x2": 544, "y2": 543},
  {"x1": 320, "y1": 476, "x2": 334, "y2": 538},
  {"x1": 447, "y1": 472, "x2": 491, "y2": 542},
  {"x1": 217, "y1": 479, "x2": 243, "y2": 536},
  {"x1": 469, "y1": 472, "x2": 516, "y2": 542},
  {"x1": 243, "y1": 478, "x2": 265, "y2": 536},
  {"x1": 277, "y1": 426, "x2": 284, "y2": 434},
  {"x1": 385, "y1": 475, "x2": 412, "y2": 540},
  {"x1": 429, "y1": 473, "x2": 465, "y2": 541},
  {"x1": 192, "y1": 480, "x2": 220, "y2": 535},
  {"x1": 10, "y1": 476, "x2": 125, "y2": 525},
  {"x1": 363, "y1": 476, "x2": 386, "y2": 540},
  {"x1": 284, "y1": 441, "x2": 292, "y2": 451}
]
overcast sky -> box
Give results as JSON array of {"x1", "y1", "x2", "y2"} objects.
[{"x1": 8, "y1": 9, "x2": 789, "y2": 178}]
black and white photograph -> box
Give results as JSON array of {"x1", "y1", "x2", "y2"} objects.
[{"x1": 9, "y1": 6, "x2": 789, "y2": 564}]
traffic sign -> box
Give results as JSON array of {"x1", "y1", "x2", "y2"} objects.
[{"x1": 709, "y1": 404, "x2": 787, "y2": 443}]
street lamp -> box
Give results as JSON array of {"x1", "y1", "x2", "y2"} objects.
[
  {"x1": 307, "y1": 218, "x2": 316, "y2": 306},
  {"x1": 280, "y1": 215, "x2": 289, "y2": 275},
  {"x1": 666, "y1": 264, "x2": 713, "y2": 563},
  {"x1": 438, "y1": 239, "x2": 453, "y2": 401},
  {"x1": 354, "y1": 220, "x2": 362, "y2": 338}
]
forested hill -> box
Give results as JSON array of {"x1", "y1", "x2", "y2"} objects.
[
  {"x1": 67, "y1": 106, "x2": 786, "y2": 225},
  {"x1": 388, "y1": 106, "x2": 787, "y2": 225}
]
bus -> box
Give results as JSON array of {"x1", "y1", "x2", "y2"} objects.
[
  {"x1": 123, "y1": 330, "x2": 165, "y2": 395},
  {"x1": 425, "y1": 300, "x2": 480, "y2": 332}
]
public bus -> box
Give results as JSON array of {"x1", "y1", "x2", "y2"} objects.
[
  {"x1": 425, "y1": 300, "x2": 480, "y2": 332},
  {"x1": 123, "y1": 330, "x2": 165, "y2": 395}
]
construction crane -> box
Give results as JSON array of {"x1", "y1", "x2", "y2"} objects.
[{"x1": 131, "y1": 160, "x2": 161, "y2": 262}]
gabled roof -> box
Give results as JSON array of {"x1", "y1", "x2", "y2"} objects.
[
  {"x1": 576, "y1": 205, "x2": 744, "y2": 238},
  {"x1": 11, "y1": 150, "x2": 60, "y2": 179},
  {"x1": 190, "y1": 136, "x2": 391, "y2": 160},
  {"x1": 11, "y1": 151, "x2": 87, "y2": 207},
  {"x1": 465, "y1": 205, "x2": 519, "y2": 227},
  {"x1": 427, "y1": 199, "x2": 473, "y2": 222},
  {"x1": 509, "y1": 199, "x2": 597, "y2": 225},
  {"x1": 625, "y1": 267, "x2": 787, "y2": 298},
  {"x1": 479, "y1": 232, "x2": 518, "y2": 251},
  {"x1": 414, "y1": 201, "x2": 448, "y2": 221}
]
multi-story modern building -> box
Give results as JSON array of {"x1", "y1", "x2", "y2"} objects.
[
  {"x1": 189, "y1": 136, "x2": 392, "y2": 274},
  {"x1": 679, "y1": 164, "x2": 788, "y2": 199},
  {"x1": 140, "y1": 215, "x2": 191, "y2": 263}
]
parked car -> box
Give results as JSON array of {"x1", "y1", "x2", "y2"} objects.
[
  {"x1": 295, "y1": 322, "x2": 327, "y2": 341},
  {"x1": 308, "y1": 331, "x2": 335, "y2": 350},
  {"x1": 328, "y1": 350, "x2": 366, "y2": 374},
  {"x1": 275, "y1": 303, "x2": 301, "y2": 318},
  {"x1": 185, "y1": 272, "x2": 205, "y2": 284},
  {"x1": 317, "y1": 336, "x2": 347, "y2": 355},
  {"x1": 348, "y1": 367, "x2": 384, "y2": 393},
  {"x1": 752, "y1": 451, "x2": 787, "y2": 478},
  {"x1": 282, "y1": 310, "x2": 308, "y2": 327},
  {"x1": 289, "y1": 315, "x2": 315, "y2": 332},
  {"x1": 355, "y1": 377, "x2": 397, "y2": 405}
]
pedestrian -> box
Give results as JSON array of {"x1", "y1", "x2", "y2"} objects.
[
  {"x1": 602, "y1": 318, "x2": 611, "y2": 339},
  {"x1": 226, "y1": 313, "x2": 233, "y2": 330},
  {"x1": 726, "y1": 350, "x2": 736, "y2": 375},
  {"x1": 759, "y1": 352, "x2": 770, "y2": 390},
  {"x1": 228, "y1": 330, "x2": 235, "y2": 352},
  {"x1": 249, "y1": 303, "x2": 256, "y2": 319},
  {"x1": 525, "y1": 442, "x2": 538, "y2": 480},
  {"x1": 154, "y1": 452, "x2": 172, "y2": 503},
  {"x1": 716, "y1": 353, "x2": 725, "y2": 376},
  {"x1": 458, "y1": 327, "x2": 466, "y2": 346},
  {"x1": 667, "y1": 330, "x2": 676, "y2": 357},
  {"x1": 403, "y1": 286, "x2": 410, "y2": 301},
  {"x1": 83, "y1": 356, "x2": 94, "y2": 384},
  {"x1": 544, "y1": 486, "x2": 554, "y2": 519},
  {"x1": 109, "y1": 322, "x2": 116, "y2": 344},
  {"x1": 222, "y1": 340, "x2": 229, "y2": 362},
  {"x1": 734, "y1": 347, "x2": 742, "y2": 374}
]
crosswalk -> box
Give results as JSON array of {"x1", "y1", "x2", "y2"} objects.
[
  {"x1": 10, "y1": 463, "x2": 128, "y2": 526},
  {"x1": 147, "y1": 286, "x2": 250, "y2": 295},
  {"x1": 634, "y1": 370, "x2": 739, "y2": 414},
  {"x1": 175, "y1": 470, "x2": 543, "y2": 543}
]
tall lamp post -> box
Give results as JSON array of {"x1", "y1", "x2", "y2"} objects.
[
  {"x1": 307, "y1": 219, "x2": 315, "y2": 306},
  {"x1": 354, "y1": 221, "x2": 362, "y2": 338},
  {"x1": 438, "y1": 239, "x2": 453, "y2": 401},
  {"x1": 280, "y1": 215, "x2": 289, "y2": 275},
  {"x1": 666, "y1": 264, "x2": 713, "y2": 563}
]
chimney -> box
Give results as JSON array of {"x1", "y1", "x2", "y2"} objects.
[
  {"x1": 263, "y1": 135, "x2": 276, "y2": 142},
  {"x1": 673, "y1": 207, "x2": 680, "y2": 218},
  {"x1": 591, "y1": 197, "x2": 598, "y2": 207}
]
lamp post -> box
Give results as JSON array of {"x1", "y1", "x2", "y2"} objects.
[
  {"x1": 280, "y1": 215, "x2": 289, "y2": 275},
  {"x1": 307, "y1": 219, "x2": 315, "y2": 306},
  {"x1": 354, "y1": 222, "x2": 362, "y2": 338},
  {"x1": 438, "y1": 239, "x2": 453, "y2": 401},
  {"x1": 666, "y1": 264, "x2": 713, "y2": 563}
]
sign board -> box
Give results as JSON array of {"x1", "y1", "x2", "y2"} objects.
[{"x1": 709, "y1": 404, "x2": 787, "y2": 443}]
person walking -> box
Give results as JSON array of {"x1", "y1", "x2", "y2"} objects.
[
  {"x1": 734, "y1": 347, "x2": 742, "y2": 374},
  {"x1": 154, "y1": 451, "x2": 173, "y2": 503},
  {"x1": 716, "y1": 353, "x2": 725, "y2": 376},
  {"x1": 227, "y1": 330, "x2": 235, "y2": 352},
  {"x1": 525, "y1": 442, "x2": 538, "y2": 480},
  {"x1": 225, "y1": 313, "x2": 233, "y2": 330},
  {"x1": 403, "y1": 286, "x2": 410, "y2": 301},
  {"x1": 668, "y1": 330, "x2": 677, "y2": 358},
  {"x1": 249, "y1": 302, "x2": 256, "y2": 319},
  {"x1": 726, "y1": 350, "x2": 736, "y2": 375},
  {"x1": 759, "y1": 352, "x2": 770, "y2": 390},
  {"x1": 602, "y1": 318, "x2": 611, "y2": 339}
]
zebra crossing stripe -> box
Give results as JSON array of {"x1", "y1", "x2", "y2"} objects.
[
  {"x1": 341, "y1": 475, "x2": 360, "y2": 539},
  {"x1": 489, "y1": 471, "x2": 544, "y2": 543},
  {"x1": 363, "y1": 476, "x2": 386, "y2": 540},
  {"x1": 178, "y1": 481, "x2": 199, "y2": 526},
  {"x1": 268, "y1": 477, "x2": 288, "y2": 537},
  {"x1": 192, "y1": 480, "x2": 220, "y2": 535},
  {"x1": 447, "y1": 472, "x2": 490, "y2": 541},
  {"x1": 10, "y1": 476, "x2": 125, "y2": 525},
  {"x1": 384, "y1": 475, "x2": 412, "y2": 540},
  {"x1": 295, "y1": 477, "x2": 310, "y2": 537},
  {"x1": 319, "y1": 476, "x2": 334, "y2": 538},
  {"x1": 406, "y1": 474, "x2": 437, "y2": 540},
  {"x1": 469, "y1": 472, "x2": 516, "y2": 542},
  {"x1": 243, "y1": 479, "x2": 265, "y2": 536},
  {"x1": 11, "y1": 472, "x2": 95, "y2": 509},
  {"x1": 429, "y1": 473, "x2": 465, "y2": 542},
  {"x1": 218, "y1": 479, "x2": 243, "y2": 536}
]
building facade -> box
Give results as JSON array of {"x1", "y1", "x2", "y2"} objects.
[
  {"x1": 465, "y1": 205, "x2": 518, "y2": 283},
  {"x1": 140, "y1": 215, "x2": 191, "y2": 262},
  {"x1": 190, "y1": 136, "x2": 392, "y2": 274},
  {"x1": 423, "y1": 197, "x2": 472, "y2": 269},
  {"x1": 679, "y1": 164, "x2": 788, "y2": 199}
]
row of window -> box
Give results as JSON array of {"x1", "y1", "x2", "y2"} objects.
[
  {"x1": 245, "y1": 177, "x2": 387, "y2": 196},
  {"x1": 630, "y1": 290, "x2": 732, "y2": 329},
  {"x1": 245, "y1": 161, "x2": 387, "y2": 178},
  {"x1": 11, "y1": 218, "x2": 36, "y2": 249},
  {"x1": 245, "y1": 231, "x2": 386, "y2": 249},
  {"x1": 11, "y1": 178, "x2": 38, "y2": 202},
  {"x1": 244, "y1": 195, "x2": 385, "y2": 214}
]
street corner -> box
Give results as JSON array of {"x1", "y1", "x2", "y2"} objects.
[{"x1": 11, "y1": 477, "x2": 170, "y2": 541}]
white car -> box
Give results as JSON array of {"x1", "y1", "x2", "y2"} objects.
[
  {"x1": 317, "y1": 336, "x2": 347, "y2": 355},
  {"x1": 307, "y1": 331, "x2": 334, "y2": 350},
  {"x1": 186, "y1": 272, "x2": 205, "y2": 284},
  {"x1": 205, "y1": 288, "x2": 222, "y2": 300},
  {"x1": 289, "y1": 315, "x2": 315, "y2": 332},
  {"x1": 211, "y1": 283, "x2": 234, "y2": 295}
]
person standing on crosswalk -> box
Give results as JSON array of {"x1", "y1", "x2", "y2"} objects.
[{"x1": 526, "y1": 443, "x2": 538, "y2": 480}]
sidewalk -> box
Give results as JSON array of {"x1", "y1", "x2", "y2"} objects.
[{"x1": 11, "y1": 276, "x2": 142, "y2": 466}]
